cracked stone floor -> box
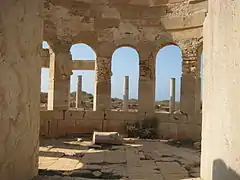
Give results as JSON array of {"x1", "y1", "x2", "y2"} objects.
[{"x1": 35, "y1": 138, "x2": 201, "y2": 180}]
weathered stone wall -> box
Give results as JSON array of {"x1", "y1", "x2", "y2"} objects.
[
  {"x1": 201, "y1": 0, "x2": 240, "y2": 180},
  {"x1": 0, "y1": 0, "x2": 43, "y2": 179},
  {"x1": 40, "y1": 110, "x2": 201, "y2": 140}
]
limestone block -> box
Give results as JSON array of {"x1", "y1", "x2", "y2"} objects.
[
  {"x1": 73, "y1": 31, "x2": 98, "y2": 45},
  {"x1": 103, "y1": 118, "x2": 133, "y2": 134},
  {"x1": 92, "y1": 131, "x2": 123, "y2": 145},
  {"x1": 158, "y1": 123, "x2": 178, "y2": 139},
  {"x1": 85, "y1": 111, "x2": 105, "y2": 121},
  {"x1": 64, "y1": 111, "x2": 85, "y2": 121},
  {"x1": 72, "y1": 16, "x2": 95, "y2": 32},
  {"x1": 178, "y1": 124, "x2": 201, "y2": 140},
  {"x1": 105, "y1": 111, "x2": 145, "y2": 121},
  {"x1": 155, "y1": 113, "x2": 171, "y2": 123},
  {"x1": 74, "y1": 120, "x2": 102, "y2": 133},
  {"x1": 189, "y1": 1, "x2": 208, "y2": 13},
  {"x1": 161, "y1": 12, "x2": 206, "y2": 30},
  {"x1": 40, "y1": 110, "x2": 64, "y2": 120},
  {"x1": 98, "y1": 28, "x2": 115, "y2": 42},
  {"x1": 170, "y1": 27, "x2": 203, "y2": 40},
  {"x1": 113, "y1": 22, "x2": 140, "y2": 40},
  {"x1": 47, "y1": 120, "x2": 60, "y2": 138},
  {"x1": 101, "y1": 7, "x2": 120, "y2": 19},
  {"x1": 118, "y1": 6, "x2": 144, "y2": 20},
  {"x1": 57, "y1": 119, "x2": 77, "y2": 136},
  {"x1": 95, "y1": 18, "x2": 120, "y2": 30}
]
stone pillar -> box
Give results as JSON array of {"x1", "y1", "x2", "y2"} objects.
[
  {"x1": 123, "y1": 76, "x2": 129, "y2": 111},
  {"x1": 180, "y1": 48, "x2": 201, "y2": 116},
  {"x1": 47, "y1": 45, "x2": 72, "y2": 110},
  {"x1": 93, "y1": 57, "x2": 111, "y2": 111},
  {"x1": 169, "y1": 78, "x2": 176, "y2": 114},
  {"x1": 76, "y1": 75, "x2": 84, "y2": 109},
  {"x1": 0, "y1": 0, "x2": 43, "y2": 179},
  {"x1": 201, "y1": 2, "x2": 240, "y2": 180},
  {"x1": 138, "y1": 56, "x2": 155, "y2": 113}
]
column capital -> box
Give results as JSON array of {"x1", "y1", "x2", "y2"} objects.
[
  {"x1": 177, "y1": 38, "x2": 202, "y2": 59},
  {"x1": 178, "y1": 39, "x2": 202, "y2": 76},
  {"x1": 48, "y1": 39, "x2": 72, "y2": 54}
]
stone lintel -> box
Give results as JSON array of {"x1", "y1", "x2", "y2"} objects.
[
  {"x1": 41, "y1": 56, "x2": 95, "y2": 70},
  {"x1": 72, "y1": 60, "x2": 95, "y2": 70}
]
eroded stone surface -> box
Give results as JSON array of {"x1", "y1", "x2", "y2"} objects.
[{"x1": 0, "y1": 0, "x2": 43, "y2": 179}]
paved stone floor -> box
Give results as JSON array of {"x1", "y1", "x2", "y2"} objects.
[{"x1": 35, "y1": 138, "x2": 201, "y2": 180}]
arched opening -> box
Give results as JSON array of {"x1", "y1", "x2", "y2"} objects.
[
  {"x1": 70, "y1": 43, "x2": 96, "y2": 110},
  {"x1": 40, "y1": 41, "x2": 50, "y2": 110},
  {"x1": 155, "y1": 45, "x2": 182, "y2": 113},
  {"x1": 111, "y1": 46, "x2": 139, "y2": 111}
]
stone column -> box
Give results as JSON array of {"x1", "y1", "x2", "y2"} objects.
[
  {"x1": 169, "y1": 78, "x2": 176, "y2": 114},
  {"x1": 47, "y1": 44, "x2": 72, "y2": 110},
  {"x1": 123, "y1": 76, "x2": 129, "y2": 111},
  {"x1": 201, "y1": 2, "x2": 240, "y2": 180},
  {"x1": 93, "y1": 57, "x2": 112, "y2": 111},
  {"x1": 180, "y1": 48, "x2": 201, "y2": 116},
  {"x1": 76, "y1": 75, "x2": 84, "y2": 109},
  {"x1": 138, "y1": 55, "x2": 155, "y2": 113},
  {"x1": 0, "y1": 0, "x2": 43, "y2": 179}
]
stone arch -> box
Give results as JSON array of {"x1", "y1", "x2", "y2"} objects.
[
  {"x1": 111, "y1": 46, "x2": 140, "y2": 111},
  {"x1": 154, "y1": 42, "x2": 179, "y2": 60},
  {"x1": 72, "y1": 32, "x2": 98, "y2": 52},
  {"x1": 69, "y1": 43, "x2": 96, "y2": 110},
  {"x1": 155, "y1": 44, "x2": 182, "y2": 113},
  {"x1": 114, "y1": 38, "x2": 139, "y2": 52}
]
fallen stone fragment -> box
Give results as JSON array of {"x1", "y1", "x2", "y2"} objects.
[{"x1": 92, "y1": 131, "x2": 123, "y2": 145}]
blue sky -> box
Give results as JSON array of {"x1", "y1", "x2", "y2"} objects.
[{"x1": 41, "y1": 42, "x2": 202, "y2": 101}]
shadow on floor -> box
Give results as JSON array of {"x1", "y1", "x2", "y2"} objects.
[{"x1": 212, "y1": 159, "x2": 240, "y2": 180}]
